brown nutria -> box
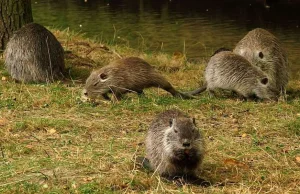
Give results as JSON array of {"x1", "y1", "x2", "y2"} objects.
[
  {"x1": 4, "y1": 23, "x2": 65, "y2": 83},
  {"x1": 145, "y1": 109, "x2": 205, "y2": 180},
  {"x1": 83, "y1": 57, "x2": 193, "y2": 101},
  {"x1": 187, "y1": 51, "x2": 279, "y2": 100},
  {"x1": 233, "y1": 28, "x2": 289, "y2": 92}
]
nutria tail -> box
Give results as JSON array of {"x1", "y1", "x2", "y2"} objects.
[
  {"x1": 168, "y1": 88, "x2": 195, "y2": 99},
  {"x1": 185, "y1": 83, "x2": 207, "y2": 96},
  {"x1": 173, "y1": 91, "x2": 196, "y2": 99}
]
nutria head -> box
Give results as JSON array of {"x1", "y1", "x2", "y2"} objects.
[
  {"x1": 233, "y1": 28, "x2": 288, "y2": 91},
  {"x1": 253, "y1": 77, "x2": 280, "y2": 100},
  {"x1": 163, "y1": 117, "x2": 202, "y2": 153},
  {"x1": 83, "y1": 68, "x2": 113, "y2": 99}
]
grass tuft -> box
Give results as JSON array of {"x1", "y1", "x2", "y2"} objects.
[{"x1": 0, "y1": 28, "x2": 299, "y2": 193}]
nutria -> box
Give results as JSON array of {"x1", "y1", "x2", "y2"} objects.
[
  {"x1": 233, "y1": 28, "x2": 289, "y2": 92},
  {"x1": 211, "y1": 47, "x2": 231, "y2": 57},
  {"x1": 4, "y1": 23, "x2": 65, "y2": 83},
  {"x1": 188, "y1": 51, "x2": 279, "y2": 100},
  {"x1": 83, "y1": 57, "x2": 193, "y2": 101},
  {"x1": 145, "y1": 109, "x2": 205, "y2": 180}
]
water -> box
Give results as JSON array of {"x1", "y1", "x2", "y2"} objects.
[{"x1": 32, "y1": 0, "x2": 300, "y2": 79}]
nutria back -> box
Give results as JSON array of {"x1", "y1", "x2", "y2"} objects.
[
  {"x1": 4, "y1": 23, "x2": 65, "y2": 83},
  {"x1": 83, "y1": 57, "x2": 192, "y2": 100},
  {"x1": 233, "y1": 28, "x2": 288, "y2": 91},
  {"x1": 205, "y1": 51, "x2": 279, "y2": 99},
  {"x1": 187, "y1": 51, "x2": 279, "y2": 100},
  {"x1": 145, "y1": 109, "x2": 205, "y2": 177}
]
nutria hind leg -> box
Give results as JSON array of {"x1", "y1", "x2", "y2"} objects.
[
  {"x1": 164, "y1": 174, "x2": 210, "y2": 187},
  {"x1": 102, "y1": 93, "x2": 111, "y2": 101},
  {"x1": 111, "y1": 92, "x2": 123, "y2": 102},
  {"x1": 137, "y1": 90, "x2": 145, "y2": 96},
  {"x1": 183, "y1": 174, "x2": 211, "y2": 187},
  {"x1": 207, "y1": 89, "x2": 216, "y2": 98}
]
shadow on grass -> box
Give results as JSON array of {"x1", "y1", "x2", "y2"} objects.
[
  {"x1": 135, "y1": 156, "x2": 212, "y2": 187},
  {"x1": 286, "y1": 89, "x2": 300, "y2": 101}
]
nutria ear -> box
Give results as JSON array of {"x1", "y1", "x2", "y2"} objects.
[
  {"x1": 261, "y1": 77, "x2": 269, "y2": 85},
  {"x1": 169, "y1": 119, "x2": 173, "y2": 127},
  {"x1": 258, "y1": 52, "x2": 264, "y2": 59},
  {"x1": 99, "y1": 73, "x2": 108, "y2": 82},
  {"x1": 192, "y1": 118, "x2": 196, "y2": 125}
]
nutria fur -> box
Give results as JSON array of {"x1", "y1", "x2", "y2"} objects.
[
  {"x1": 83, "y1": 57, "x2": 192, "y2": 100},
  {"x1": 188, "y1": 51, "x2": 279, "y2": 100},
  {"x1": 211, "y1": 47, "x2": 231, "y2": 57},
  {"x1": 233, "y1": 28, "x2": 289, "y2": 92},
  {"x1": 4, "y1": 23, "x2": 65, "y2": 83},
  {"x1": 145, "y1": 109, "x2": 205, "y2": 179}
]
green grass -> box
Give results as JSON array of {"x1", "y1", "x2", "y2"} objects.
[{"x1": 0, "y1": 29, "x2": 299, "y2": 193}]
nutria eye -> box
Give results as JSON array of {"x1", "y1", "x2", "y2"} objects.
[
  {"x1": 169, "y1": 119, "x2": 173, "y2": 127},
  {"x1": 261, "y1": 77, "x2": 269, "y2": 85},
  {"x1": 99, "y1": 73, "x2": 108, "y2": 80},
  {"x1": 259, "y1": 52, "x2": 264, "y2": 59},
  {"x1": 174, "y1": 129, "x2": 178, "y2": 133}
]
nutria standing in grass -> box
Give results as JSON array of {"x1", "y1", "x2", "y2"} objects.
[
  {"x1": 83, "y1": 57, "x2": 193, "y2": 101},
  {"x1": 4, "y1": 23, "x2": 65, "y2": 83},
  {"x1": 233, "y1": 28, "x2": 289, "y2": 92},
  {"x1": 188, "y1": 51, "x2": 279, "y2": 100},
  {"x1": 145, "y1": 109, "x2": 205, "y2": 181}
]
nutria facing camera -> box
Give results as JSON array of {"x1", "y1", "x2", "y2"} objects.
[
  {"x1": 187, "y1": 51, "x2": 279, "y2": 100},
  {"x1": 145, "y1": 109, "x2": 205, "y2": 180},
  {"x1": 233, "y1": 28, "x2": 289, "y2": 92},
  {"x1": 4, "y1": 23, "x2": 65, "y2": 83},
  {"x1": 83, "y1": 57, "x2": 193, "y2": 101}
]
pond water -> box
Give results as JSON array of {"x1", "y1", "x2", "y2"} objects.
[{"x1": 32, "y1": 0, "x2": 300, "y2": 79}]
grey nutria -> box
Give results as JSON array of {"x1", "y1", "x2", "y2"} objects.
[
  {"x1": 4, "y1": 23, "x2": 65, "y2": 83},
  {"x1": 211, "y1": 47, "x2": 231, "y2": 57},
  {"x1": 233, "y1": 28, "x2": 289, "y2": 92},
  {"x1": 188, "y1": 51, "x2": 279, "y2": 100},
  {"x1": 145, "y1": 109, "x2": 205, "y2": 180},
  {"x1": 83, "y1": 57, "x2": 193, "y2": 101}
]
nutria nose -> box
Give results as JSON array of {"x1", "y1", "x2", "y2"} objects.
[
  {"x1": 183, "y1": 142, "x2": 190, "y2": 147},
  {"x1": 82, "y1": 89, "x2": 88, "y2": 96}
]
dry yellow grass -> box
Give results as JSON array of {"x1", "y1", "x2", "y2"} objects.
[{"x1": 0, "y1": 28, "x2": 299, "y2": 193}]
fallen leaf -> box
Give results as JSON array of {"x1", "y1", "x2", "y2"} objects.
[
  {"x1": 232, "y1": 128, "x2": 239, "y2": 132},
  {"x1": 1, "y1": 76, "x2": 7, "y2": 81},
  {"x1": 242, "y1": 133, "x2": 247, "y2": 138},
  {"x1": 296, "y1": 156, "x2": 300, "y2": 164},
  {"x1": 71, "y1": 183, "x2": 77, "y2": 189},
  {"x1": 83, "y1": 177, "x2": 94, "y2": 182},
  {"x1": 224, "y1": 158, "x2": 249, "y2": 169},
  {"x1": 232, "y1": 119, "x2": 238, "y2": 124},
  {"x1": 48, "y1": 128, "x2": 56, "y2": 134},
  {"x1": 25, "y1": 144, "x2": 34, "y2": 149},
  {"x1": 0, "y1": 118, "x2": 8, "y2": 126}
]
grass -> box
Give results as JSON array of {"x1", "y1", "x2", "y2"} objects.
[{"x1": 0, "y1": 28, "x2": 299, "y2": 193}]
